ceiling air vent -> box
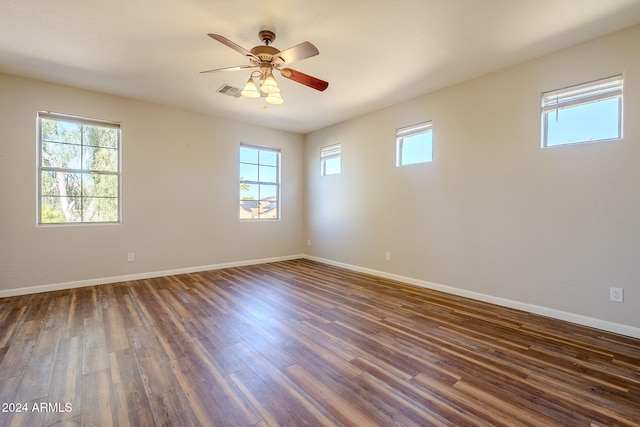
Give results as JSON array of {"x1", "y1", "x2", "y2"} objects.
[{"x1": 217, "y1": 84, "x2": 242, "y2": 98}]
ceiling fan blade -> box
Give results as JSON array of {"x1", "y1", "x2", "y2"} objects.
[
  {"x1": 207, "y1": 33, "x2": 258, "y2": 60},
  {"x1": 274, "y1": 42, "x2": 319, "y2": 64},
  {"x1": 279, "y1": 68, "x2": 329, "y2": 91},
  {"x1": 200, "y1": 65, "x2": 257, "y2": 73}
]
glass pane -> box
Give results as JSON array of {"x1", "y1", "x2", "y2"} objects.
[
  {"x1": 66, "y1": 173, "x2": 82, "y2": 197},
  {"x1": 259, "y1": 150, "x2": 278, "y2": 166},
  {"x1": 259, "y1": 165, "x2": 277, "y2": 183},
  {"x1": 400, "y1": 131, "x2": 432, "y2": 165},
  {"x1": 83, "y1": 146, "x2": 118, "y2": 172},
  {"x1": 257, "y1": 184, "x2": 278, "y2": 218},
  {"x1": 545, "y1": 98, "x2": 620, "y2": 146},
  {"x1": 41, "y1": 196, "x2": 68, "y2": 223},
  {"x1": 84, "y1": 125, "x2": 119, "y2": 148},
  {"x1": 240, "y1": 182, "x2": 259, "y2": 201},
  {"x1": 82, "y1": 173, "x2": 118, "y2": 197},
  {"x1": 41, "y1": 171, "x2": 60, "y2": 196},
  {"x1": 240, "y1": 163, "x2": 259, "y2": 182},
  {"x1": 41, "y1": 196, "x2": 81, "y2": 223},
  {"x1": 82, "y1": 197, "x2": 119, "y2": 222},
  {"x1": 323, "y1": 157, "x2": 341, "y2": 175},
  {"x1": 240, "y1": 146, "x2": 259, "y2": 164},
  {"x1": 41, "y1": 119, "x2": 81, "y2": 144},
  {"x1": 42, "y1": 141, "x2": 81, "y2": 169},
  {"x1": 239, "y1": 199, "x2": 260, "y2": 219},
  {"x1": 41, "y1": 171, "x2": 81, "y2": 197},
  {"x1": 259, "y1": 202, "x2": 278, "y2": 218},
  {"x1": 259, "y1": 184, "x2": 278, "y2": 201}
]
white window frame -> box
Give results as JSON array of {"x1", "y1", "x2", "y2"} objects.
[
  {"x1": 320, "y1": 144, "x2": 342, "y2": 176},
  {"x1": 396, "y1": 121, "x2": 433, "y2": 167},
  {"x1": 541, "y1": 75, "x2": 623, "y2": 148},
  {"x1": 37, "y1": 112, "x2": 121, "y2": 225},
  {"x1": 239, "y1": 143, "x2": 281, "y2": 220}
]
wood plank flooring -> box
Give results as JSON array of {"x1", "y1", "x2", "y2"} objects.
[{"x1": 0, "y1": 259, "x2": 639, "y2": 426}]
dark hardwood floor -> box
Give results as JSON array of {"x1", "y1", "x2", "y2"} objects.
[{"x1": 0, "y1": 259, "x2": 639, "y2": 426}]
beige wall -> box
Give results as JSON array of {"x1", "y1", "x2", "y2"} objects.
[
  {"x1": 0, "y1": 74, "x2": 305, "y2": 292},
  {"x1": 2, "y1": 24, "x2": 639, "y2": 335},
  {"x1": 305, "y1": 25, "x2": 640, "y2": 331}
]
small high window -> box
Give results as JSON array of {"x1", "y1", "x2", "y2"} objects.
[
  {"x1": 38, "y1": 112, "x2": 121, "y2": 224},
  {"x1": 239, "y1": 144, "x2": 280, "y2": 220},
  {"x1": 320, "y1": 144, "x2": 341, "y2": 176},
  {"x1": 541, "y1": 75, "x2": 623, "y2": 147},
  {"x1": 396, "y1": 122, "x2": 433, "y2": 166}
]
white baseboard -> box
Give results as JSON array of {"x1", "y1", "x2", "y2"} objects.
[
  {"x1": 0, "y1": 254, "x2": 304, "y2": 298},
  {"x1": 303, "y1": 255, "x2": 640, "y2": 339},
  {"x1": 3, "y1": 253, "x2": 638, "y2": 339}
]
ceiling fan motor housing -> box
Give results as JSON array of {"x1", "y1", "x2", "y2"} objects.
[{"x1": 250, "y1": 45, "x2": 280, "y2": 63}]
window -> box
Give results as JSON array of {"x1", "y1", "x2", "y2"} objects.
[
  {"x1": 38, "y1": 112, "x2": 121, "y2": 224},
  {"x1": 320, "y1": 144, "x2": 341, "y2": 176},
  {"x1": 541, "y1": 75, "x2": 623, "y2": 147},
  {"x1": 396, "y1": 122, "x2": 433, "y2": 166},
  {"x1": 239, "y1": 144, "x2": 280, "y2": 220}
]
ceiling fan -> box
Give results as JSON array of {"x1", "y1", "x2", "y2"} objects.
[{"x1": 201, "y1": 30, "x2": 328, "y2": 105}]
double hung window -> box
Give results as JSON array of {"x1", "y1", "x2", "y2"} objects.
[
  {"x1": 38, "y1": 112, "x2": 121, "y2": 224},
  {"x1": 239, "y1": 144, "x2": 280, "y2": 220}
]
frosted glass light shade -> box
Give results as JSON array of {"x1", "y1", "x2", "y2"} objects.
[
  {"x1": 265, "y1": 92, "x2": 284, "y2": 105},
  {"x1": 241, "y1": 78, "x2": 260, "y2": 98},
  {"x1": 260, "y1": 70, "x2": 280, "y2": 94}
]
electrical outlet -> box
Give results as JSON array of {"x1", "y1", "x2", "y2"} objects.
[
  {"x1": 127, "y1": 252, "x2": 135, "y2": 262},
  {"x1": 307, "y1": 240, "x2": 311, "y2": 247},
  {"x1": 385, "y1": 252, "x2": 391, "y2": 261},
  {"x1": 610, "y1": 287, "x2": 623, "y2": 302}
]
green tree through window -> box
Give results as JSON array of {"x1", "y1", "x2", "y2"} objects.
[{"x1": 38, "y1": 113, "x2": 121, "y2": 224}]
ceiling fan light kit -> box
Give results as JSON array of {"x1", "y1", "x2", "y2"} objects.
[
  {"x1": 241, "y1": 69, "x2": 283, "y2": 104},
  {"x1": 202, "y1": 29, "x2": 329, "y2": 106}
]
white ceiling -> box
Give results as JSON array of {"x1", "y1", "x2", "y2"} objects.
[{"x1": 2, "y1": 0, "x2": 640, "y2": 134}]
